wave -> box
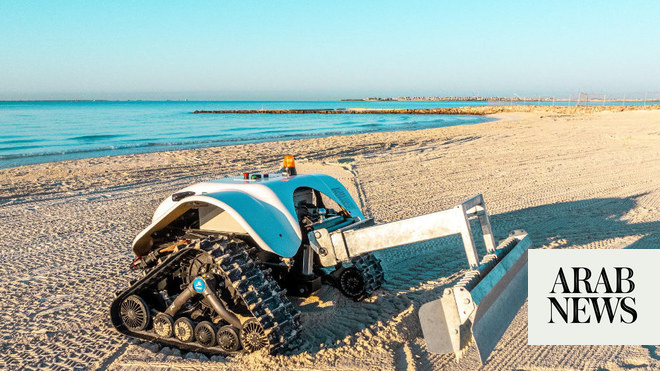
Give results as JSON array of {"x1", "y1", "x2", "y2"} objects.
[
  {"x1": 0, "y1": 137, "x2": 260, "y2": 160},
  {"x1": 331, "y1": 121, "x2": 360, "y2": 126},
  {"x1": 0, "y1": 119, "x2": 486, "y2": 161},
  {"x1": 257, "y1": 128, "x2": 315, "y2": 135},
  {"x1": 221, "y1": 126, "x2": 264, "y2": 132},
  {"x1": 0, "y1": 129, "x2": 354, "y2": 160},
  {"x1": 0, "y1": 144, "x2": 46, "y2": 152},
  {"x1": 68, "y1": 134, "x2": 126, "y2": 141},
  {"x1": 180, "y1": 133, "x2": 231, "y2": 140},
  {"x1": 0, "y1": 138, "x2": 44, "y2": 145},
  {"x1": 0, "y1": 113, "x2": 494, "y2": 168}
]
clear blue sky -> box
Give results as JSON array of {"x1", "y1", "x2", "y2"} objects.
[{"x1": 1, "y1": 1, "x2": 659, "y2": 100}]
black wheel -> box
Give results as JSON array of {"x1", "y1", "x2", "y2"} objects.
[
  {"x1": 240, "y1": 319, "x2": 268, "y2": 352},
  {"x1": 216, "y1": 325, "x2": 240, "y2": 352},
  {"x1": 339, "y1": 267, "x2": 365, "y2": 299},
  {"x1": 174, "y1": 317, "x2": 195, "y2": 342},
  {"x1": 194, "y1": 321, "x2": 216, "y2": 347},
  {"x1": 153, "y1": 313, "x2": 174, "y2": 338},
  {"x1": 120, "y1": 295, "x2": 150, "y2": 331}
]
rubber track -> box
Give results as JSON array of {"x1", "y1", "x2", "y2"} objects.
[
  {"x1": 351, "y1": 253, "x2": 385, "y2": 298},
  {"x1": 110, "y1": 236, "x2": 302, "y2": 355},
  {"x1": 203, "y1": 236, "x2": 302, "y2": 354}
]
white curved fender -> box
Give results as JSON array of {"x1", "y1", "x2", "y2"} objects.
[
  {"x1": 132, "y1": 173, "x2": 364, "y2": 258},
  {"x1": 132, "y1": 191, "x2": 301, "y2": 257}
]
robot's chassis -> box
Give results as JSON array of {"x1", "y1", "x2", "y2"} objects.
[{"x1": 110, "y1": 164, "x2": 530, "y2": 364}]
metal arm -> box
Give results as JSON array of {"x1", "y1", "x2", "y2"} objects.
[
  {"x1": 164, "y1": 276, "x2": 242, "y2": 329},
  {"x1": 309, "y1": 194, "x2": 496, "y2": 268},
  {"x1": 308, "y1": 194, "x2": 532, "y2": 364}
]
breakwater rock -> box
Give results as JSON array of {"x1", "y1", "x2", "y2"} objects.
[{"x1": 193, "y1": 105, "x2": 660, "y2": 115}]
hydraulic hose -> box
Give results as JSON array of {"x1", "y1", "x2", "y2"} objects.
[
  {"x1": 165, "y1": 285, "x2": 196, "y2": 316},
  {"x1": 164, "y1": 277, "x2": 242, "y2": 329},
  {"x1": 201, "y1": 284, "x2": 242, "y2": 329}
]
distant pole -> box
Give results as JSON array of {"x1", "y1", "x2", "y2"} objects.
[{"x1": 644, "y1": 91, "x2": 647, "y2": 107}]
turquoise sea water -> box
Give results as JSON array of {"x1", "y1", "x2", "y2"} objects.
[{"x1": 0, "y1": 100, "x2": 645, "y2": 169}]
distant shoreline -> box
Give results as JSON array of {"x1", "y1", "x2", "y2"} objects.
[
  {"x1": 194, "y1": 104, "x2": 660, "y2": 115},
  {"x1": 2, "y1": 98, "x2": 659, "y2": 103},
  {"x1": 342, "y1": 97, "x2": 660, "y2": 102}
]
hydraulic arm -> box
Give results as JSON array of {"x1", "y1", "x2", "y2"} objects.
[
  {"x1": 307, "y1": 194, "x2": 532, "y2": 363},
  {"x1": 308, "y1": 194, "x2": 495, "y2": 267}
]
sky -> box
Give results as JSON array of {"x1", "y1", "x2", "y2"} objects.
[{"x1": 1, "y1": 1, "x2": 659, "y2": 100}]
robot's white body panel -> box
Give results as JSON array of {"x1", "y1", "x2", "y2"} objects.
[{"x1": 132, "y1": 173, "x2": 363, "y2": 258}]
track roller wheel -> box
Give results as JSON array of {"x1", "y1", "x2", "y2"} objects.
[
  {"x1": 216, "y1": 325, "x2": 240, "y2": 352},
  {"x1": 194, "y1": 321, "x2": 216, "y2": 347},
  {"x1": 339, "y1": 267, "x2": 365, "y2": 299},
  {"x1": 120, "y1": 295, "x2": 150, "y2": 331},
  {"x1": 153, "y1": 313, "x2": 174, "y2": 338},
  {"x1": 174, "y1": 317, "x2": 195, "y2": 342},
  {"x1": 240, "y1": 319, "x2": 268, "y2": 352}
]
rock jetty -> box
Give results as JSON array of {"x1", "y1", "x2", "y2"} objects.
[{"x1": 193, "y1": 105, "x2": 660, "y2": 115}]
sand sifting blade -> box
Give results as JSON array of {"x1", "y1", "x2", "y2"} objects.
[{"x1": 419, "y1": 232, "x2": 531, "y2": 364}]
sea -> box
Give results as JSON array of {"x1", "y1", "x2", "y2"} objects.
[{"x1": 0, "y1": 100, "x2": 644, "y2": 169}]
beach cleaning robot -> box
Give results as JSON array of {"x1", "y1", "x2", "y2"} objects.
[{"x1": 110, "y1": 155, "x2": 531, "y2": 363}]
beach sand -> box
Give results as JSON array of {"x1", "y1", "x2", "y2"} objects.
[{"x1": 1, "y1": 109, "x2": 659, "y2": 370}]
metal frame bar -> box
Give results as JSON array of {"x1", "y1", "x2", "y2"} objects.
[
  {"x1": 333, "y1": 194, "x2": 496, "y2": 269},
  {"x1": 308, "y1": 193, "x2": 533, "y2": 364}
]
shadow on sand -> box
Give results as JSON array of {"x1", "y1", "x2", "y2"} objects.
[
  {"x1": 285, "y1": 194, "x2": 658, "y2": 357},
  {"x1": 133, "y1": 195, "x2": 657, "y2": 360}
]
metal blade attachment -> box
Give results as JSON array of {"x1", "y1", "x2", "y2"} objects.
[{"x1": 420, "y1": 232, "x2": 531, "y2": 364}]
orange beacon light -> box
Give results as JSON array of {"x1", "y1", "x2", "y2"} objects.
[{"x1": 283, "y1": 155, "x2": 297, "y2": 176}]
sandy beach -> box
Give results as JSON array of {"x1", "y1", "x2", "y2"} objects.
[{"x1": 1, "y1": 108, "x2": 659, "y2": 370}]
